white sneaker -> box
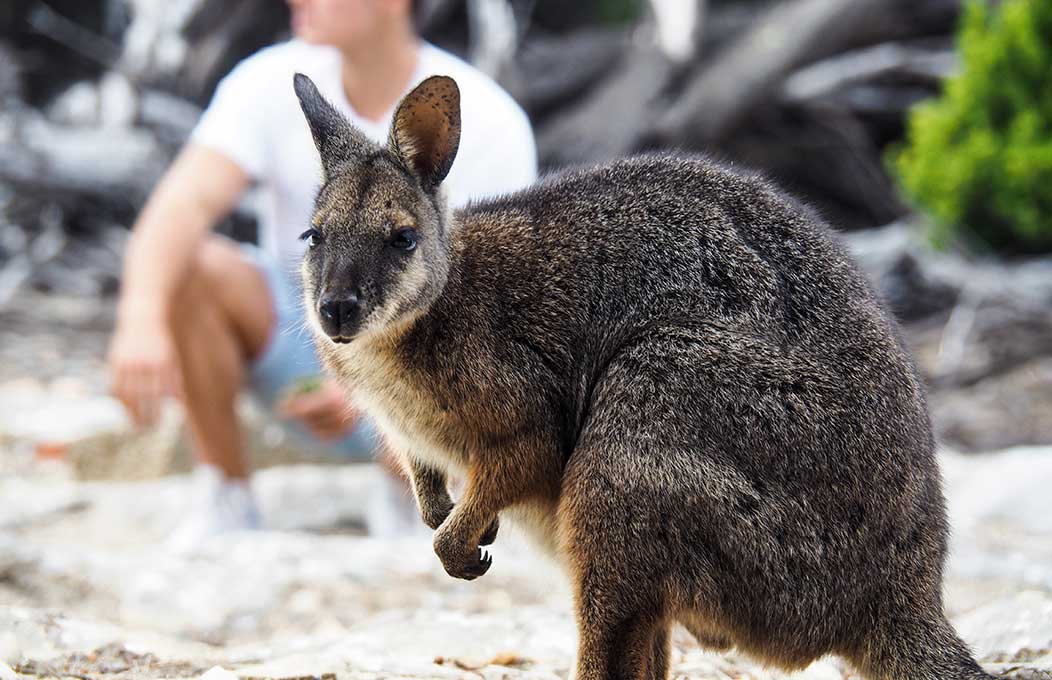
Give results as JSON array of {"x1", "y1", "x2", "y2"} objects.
[
  {"x1": 165, "y1": 464, "x2": 262, "y2": 552},
  {"x1": 365, "y1": 467, "x2": 429, "y2": 538}
]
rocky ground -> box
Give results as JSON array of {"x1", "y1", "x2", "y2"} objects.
[
  {"x1": 2, "y1": 223, "x2": 1052, "y2": 679},
  {"x1": 1, "y1": 445, "x2": 1051, "y2": 680}
]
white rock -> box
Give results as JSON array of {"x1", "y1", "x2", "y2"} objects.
[
  {"x1": 942, "y1": 447, "x2": 1052, "y2": 535},
  {"x1": 0, "y1": 387, "x2": 128, "y2": 444},
  {"x1": 47, "y1": 82, "x2": 100, "y2": 126},
  {"x1": 955, "y1": 590, "x2": 1052, "y2": 659},
  {"x1": 198, "y1": 666, "x2": 240, "y2": 680},
  {"x1": 799, "y1": 658, "x2": 849, "y2": 679},
  {"x1": 0, "y1": 629, "x2": 21, "y2": 665},
  {"x1": 98, "y1": 72, "x2": 137, "y2": 128}
]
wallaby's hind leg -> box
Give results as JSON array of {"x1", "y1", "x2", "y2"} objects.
[
  {"x1": 849, "y1": 615, "x2": 993, "y2": 680},
  {"x1": 559, "y1": 437, "x2": 675, "y2": 679},
  {"x1": 571, "y1": 606, "x2": 669, "y2": 680},
  {"x1": 646, "y1": 623, "x2": 670, "y2": 680}
]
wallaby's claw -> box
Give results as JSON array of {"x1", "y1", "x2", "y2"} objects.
[
  {"x1": 471, "y1": 548, "x2": 494, "y2": 578},
  {"x1": 480, "y1": 517, "x2": 500, "y2": 545}
]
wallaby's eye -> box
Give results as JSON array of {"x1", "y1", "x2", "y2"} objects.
[
  {"x1": 390, "y1": 227, "x2": 418, "y2": 252},
  {"x1": 299, "y1": 228, "x2": 323, "y2": 249}
]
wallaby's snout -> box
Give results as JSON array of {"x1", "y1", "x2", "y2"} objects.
[{"x1": 317, "y1": 288, "x2": 362, "y2": 342}]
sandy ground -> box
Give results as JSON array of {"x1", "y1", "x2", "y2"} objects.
[{"x1": 2, "y1": 441, "x2": 1052, "y2": 679}]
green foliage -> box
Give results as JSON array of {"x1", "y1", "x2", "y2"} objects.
[
  {"x1": 596, "y1": 0, "x2": 643, "y2": 26},
  {"x1": 891, "y1": 0, "x2": 1052, "y2": 252}
]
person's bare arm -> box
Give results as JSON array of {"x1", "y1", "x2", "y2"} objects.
[
  {"x1": 277, "y1": 379, "x2": 362, "y2": 441},
  {"x1": 109, "y1": 144, "x2": 250, "y2": 426}
]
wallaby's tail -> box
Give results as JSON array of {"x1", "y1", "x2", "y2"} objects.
[{"x1": 851, "y1": 615, "x2": 994, "y2": 680}]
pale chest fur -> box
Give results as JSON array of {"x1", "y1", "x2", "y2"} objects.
[
  {"x1": 323, "y1": 338, "x2": 564, "y2": 560},
  {"x1": 327, "y1": 340, "x2": 467, "y2": 477}
]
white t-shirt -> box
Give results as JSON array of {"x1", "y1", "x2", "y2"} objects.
[{"x1": 192, "y1": 40, "x2": 537, "y2": 269}]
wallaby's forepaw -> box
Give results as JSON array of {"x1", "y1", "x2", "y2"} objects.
[
  {"x1": 434, "y1": 532, "x2": 493, "y2": 580},
  {"x1": 421, "y1": 499, "x2": 454, "y2": 530},
  {"x1": 480, "y1": 517, "x2": 499, "y2": 545},
  {"x1": 423, "y1": 504, "x2": 497, "y2": 545}
]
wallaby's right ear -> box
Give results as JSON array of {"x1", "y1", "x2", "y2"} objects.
[
  {"x1": 294, "y1": 73, "x2": 371, "y2": 178},
  {"x1": 388, "y1": 75, "x2": 461, "y2": 193}
]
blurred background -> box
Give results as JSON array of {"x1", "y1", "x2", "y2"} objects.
[{"x1": 1, "y1": 1, "x2": 1051, "y2": 679}]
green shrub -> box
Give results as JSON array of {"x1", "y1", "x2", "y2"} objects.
[
  {"x1": 597, "y1": 0, "x2": 643, "y2": 26},
  {"x1": 891, "y1": 0, "x2": 1052, "y2": 253}
]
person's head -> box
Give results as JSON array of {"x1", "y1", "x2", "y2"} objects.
[{"x1": 286, "y1": 0, "x2": 415, "y2": 48}]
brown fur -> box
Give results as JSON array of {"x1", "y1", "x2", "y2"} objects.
[{"x1": 291, "y1": 73, "x2": 993, "y2": 680}]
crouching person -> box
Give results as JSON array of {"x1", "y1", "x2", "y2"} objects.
[{"x1": 107, "y1": 0, "x2": 536, "y2": 548}]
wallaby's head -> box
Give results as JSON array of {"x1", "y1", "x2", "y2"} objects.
[{"x1": 293, "y1": 73, "x2": 461, "y2": 343}]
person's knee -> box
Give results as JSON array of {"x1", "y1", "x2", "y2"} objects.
[
  {"x1": 175, "y1": 237, "x2": 276, "y2": 361},
  {"x1": 171, "y1": 238, "x2": 240, "y2": 327},
  {"x1": 168, "y1": 241, "x2": 248, "y2": 392},
  {"x1": 196, "y1": 236, "x2": 246, "y2": 288}
]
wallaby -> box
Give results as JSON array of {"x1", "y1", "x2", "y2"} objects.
[{"x1": 292, "y1": 72, "x2": 993, "y2": 680}]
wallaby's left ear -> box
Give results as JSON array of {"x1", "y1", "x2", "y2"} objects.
[
  {"x1": 294, "y1": 73, "x2": 372, "y2": 178},
  {"x1": 389, "y1": 75, "x2": 461, "y2": 193}
]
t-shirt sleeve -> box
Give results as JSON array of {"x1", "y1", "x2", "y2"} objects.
[
  {"x1": 189, "y1": 57, "x2": 272, "y2": 180},
  {"x1": 446, "y1": 100, "x2": 538, "y2": 208}
]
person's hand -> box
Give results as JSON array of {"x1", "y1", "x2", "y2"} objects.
[
  {"x1": 108, "y1": 312, "x2": 181, "y2": 428},
  {"x1": 278, "y1": 378, "x2": 359, "y2": 441}
]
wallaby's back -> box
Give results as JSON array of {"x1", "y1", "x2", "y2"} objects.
[{"x1": 412, "y1": 154, "x2": 977, "y2": 677}]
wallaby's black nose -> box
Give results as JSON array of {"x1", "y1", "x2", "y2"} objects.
[{"x1": 318, "y1": 293, "x2": 360, "y2": 337}]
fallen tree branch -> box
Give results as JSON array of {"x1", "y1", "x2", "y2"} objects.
[
  {"x1": 650, "y1": 0, "x2": 898, "y2": 146},
  {"x1": 25, "y1": 2, "x2": 121, "y2": 68},
  {"x1": 782, "y1": 42, "x2": 957, "y2": 103}
]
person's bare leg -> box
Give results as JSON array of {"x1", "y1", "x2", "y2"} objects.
[
  {"x1": 170, "y1": 237, "x2": 423, "y2": 539},
  {"x1": 169, "y1": 236, "x2": 274, "y2": 479}
]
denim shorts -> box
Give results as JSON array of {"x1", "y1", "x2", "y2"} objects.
[{"x1": 241, "y1": 244, "x2": 377, "y2": 461}]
